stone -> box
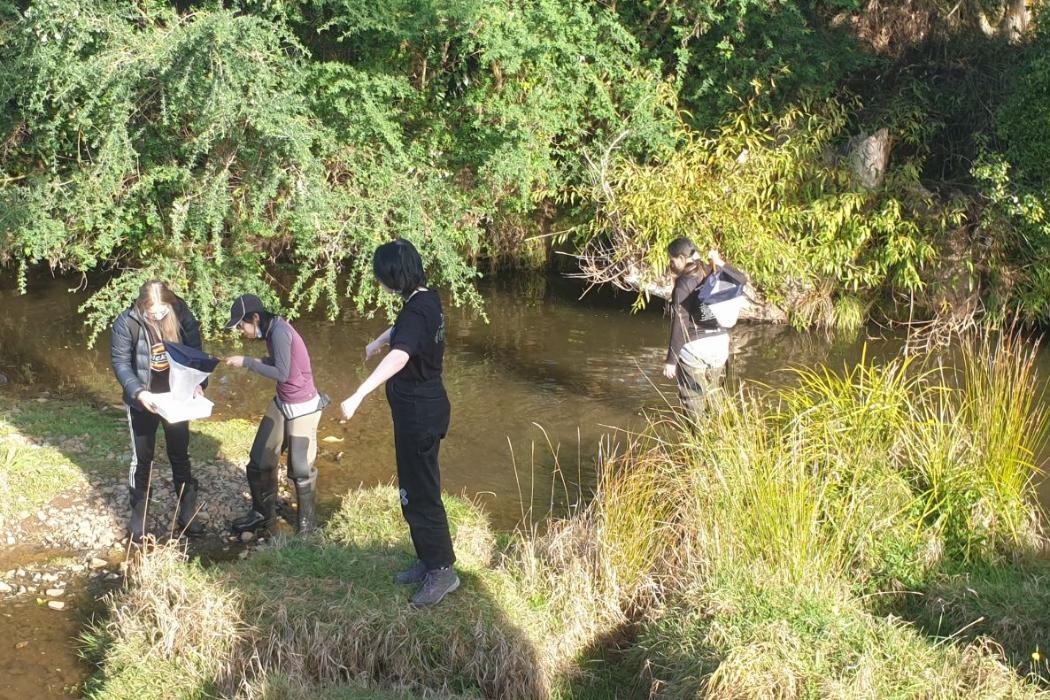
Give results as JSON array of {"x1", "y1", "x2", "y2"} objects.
[
  {"x1": 89, "y1": 557, "x2": 107, "y2": 570},
  {"x1": 45, "y1": 588, "x2": 64, "y2": 598},
  {"x1": 0, "y1": 582, "x2": 12, "y2": 593},
  {"x1": 848, "y1": 128, "x2": 890, "y2": 189},
  {"x1": 46, "y1": 601, "x2": 65, "y2": 611},
  {"x1": 14, "y1": 641, "x2": 27, "y2": 650},
  {"x1": 240, "y1": 531, "x2": 255, "y2": 543}
]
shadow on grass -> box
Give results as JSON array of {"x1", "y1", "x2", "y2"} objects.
[
  {"x1": 893, "y1": 555, "x2": 1050, "y2": 678},
  {"x1": 0, "y1": 389, "x2": 260, "y2": 544},
  {"x1": 87, "y1": 488, "x2": 556, "y2": 700},
  {"x1": 553, "y1": 620, "x2": 648, "y2": 700}
]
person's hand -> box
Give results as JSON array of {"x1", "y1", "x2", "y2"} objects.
[
  {"x1": 365, "y1": 338, "x2": 385, "y2": 360},
  {"x1": 138, "y1": 390, "x2": 159, "y2": 413},
  {"x1": 662, "y1": 363, "x2": 677, "y2": 380},
  {"x1": 708, "y1": 249, "x2": 725, "y2": 267},
  {"x1": 340, "y1": 392, "x2": 364, "y2": 421},
  {"x1": 225, "y1": 355, "x2": 245, "y2": 368},
  {"x1": 193, "y1": 384, "x2": 205, "y2": 398}
]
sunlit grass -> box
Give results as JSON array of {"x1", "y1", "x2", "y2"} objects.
[
  {"x1": 82, "y1": 330, "x2": 1050, "y2": 698},
  {"x1": 0, "y1": 391, "x2": 258, "y2": 522}
]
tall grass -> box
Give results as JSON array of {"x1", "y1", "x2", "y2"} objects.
[{"x1": 85, "y1": 331, "x2": 1050, "y2": 699}]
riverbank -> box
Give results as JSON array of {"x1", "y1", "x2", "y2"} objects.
[
  {"x1": 75, "y1": 332, "x2": 1050, "y2": 699},
  {"x1": 0, "y1": 388, "x2": 287, "y2": 696}
]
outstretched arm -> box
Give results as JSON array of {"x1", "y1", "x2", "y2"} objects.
[
  {"x1": 366, "y1": 326, "x2": 394, "y2": 360},
  {"x1": 340, "y1": 349, "x2": 410, "y2": 420}
]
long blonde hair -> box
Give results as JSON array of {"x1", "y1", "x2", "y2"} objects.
[{"x1": 134, "y1": 280, "x2": 181, "y2": 343}]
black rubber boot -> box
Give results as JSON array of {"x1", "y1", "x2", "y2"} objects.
[
  {"x1": 292, "y1": 477, "x2": 317, "y2": 535},
  {"x1": 175, "y1": 480, "x2": 205, "y2": 538},
  {"x1": 127, "y1": 488, "x2": 147, "y2": 544},
  {"x1": 232, "y1": 464, "x2": 277, "y2": 534}
]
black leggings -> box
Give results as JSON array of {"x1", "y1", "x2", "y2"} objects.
[
  {"x1": 388, "y1": 384, "x2": 454, "y2": 570},
  {"x1": 127, "y1": 407, "x2": 193, "y2": 497}
]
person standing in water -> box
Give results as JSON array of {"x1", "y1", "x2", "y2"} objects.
[
  {"x1": 663, "y1": 237, "x2": 731, "y2": 415},
  {"x1": 224, "y1": 295, "x2": 326, "y2": 535},
  {"x1": 339, "y1": 239, "x2": 458, "y2": 607},
  {"x1": 110, "y1": 280, "x2": 207, "y2": 543}
]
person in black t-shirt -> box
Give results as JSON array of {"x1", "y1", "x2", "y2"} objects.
[{"x1": 339, "y1": 239, "x2": 458, "y2": 607}]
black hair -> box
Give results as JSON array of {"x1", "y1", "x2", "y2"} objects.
[
  {"x1": 246, "y1": 310, "x2": 276, "y2": 335},
  {"x1": 373, "y1": 239, "x2": 426, "y2": 298},
  {"x1": 667, "y1": 237, "x2": 697, "y2": 259}
]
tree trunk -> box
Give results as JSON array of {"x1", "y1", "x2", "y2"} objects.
[{"x1": 1000, "y1": 0, "x2": 1029, "y2": 43}]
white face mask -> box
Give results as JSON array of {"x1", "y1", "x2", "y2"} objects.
[{"x1": 147, "y1": 305, "x2": 170, "y2": 321}]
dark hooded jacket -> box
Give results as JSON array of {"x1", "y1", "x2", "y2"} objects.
[{"x1": 110, "y1": 297, "x2": 205, "y2": 409}]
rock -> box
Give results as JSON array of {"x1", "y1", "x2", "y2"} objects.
[
  {"x1": 0, "y1": 582, "x2": 12, "y2": 593},
  {"x1": 45, "y1": 588, "x2": 64, "y2": 598},
  {"x1": 240, "y1": 531, "x2": 255, "y2": 543},
  {"x1": 0, "y1": 372, "x2": 9, "y2": 385},
  {"x1": 41, "y1": 573, "x2": 57, "y2": 583},
  {"x1": 14, "y1": 641, "x2": 27, "y2": 650},
  {"x1": 321, "y1": 435, "x2": 344, "y2": 443},
  {"x1": 848, "y1": 128, "x2": 891, "y2": 189},
  {"x1": 46, "y1": 601, "x2": 65, "y2": 611},
  {"x1": 88, "y1": 557, "x2": 107, "y2": 570},
  {"x1": 105, "y1": 573, "x2": 121, "y2": 581}
]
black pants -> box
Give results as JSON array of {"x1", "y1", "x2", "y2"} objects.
[
  {"x1": 126, "y1": 406, "x2": 193, "y2": 498},
  {"x1": 387, "y1": 382, "x2": 454, "y2": 570}
]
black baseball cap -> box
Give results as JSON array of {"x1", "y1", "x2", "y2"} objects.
[{"x1": 225, "y1": 294, "x2": 267, "y2": 329}]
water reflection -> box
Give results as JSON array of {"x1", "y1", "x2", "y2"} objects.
[{"x1": 1, "y1": 274, "x2": 1045, "y2": 526}]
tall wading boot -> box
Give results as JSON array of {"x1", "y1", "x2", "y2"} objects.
[
  {"x1": 127, "y1": 488, "x2": 147, "y2": 545},
  {"x1": 292, "y1": 477, "x2": 317, "y2": 535},
  {"x1": 231, "y1": 464, "x2": 277, "y2": 533},
  {"x1": 175, "y1": 479, "x2": 205, "y2": 538}
]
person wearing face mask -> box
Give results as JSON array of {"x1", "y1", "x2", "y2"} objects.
[
  {"x1": 339, "y1": 239, "x2": 458, "y2": 607},
  {"x1": 110, "y1": 280, "x2": 207, "y2": 543},
  {"x1": 223, "y1": 295, "x2": 327, "y2": 535}
]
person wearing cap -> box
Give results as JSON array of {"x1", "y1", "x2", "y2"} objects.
[
  {"x1": 224, "y1": 294, "x2": 327, "y2": 535},
  {"x1": 664, "y1": 237, "x2": 730, "y2": 415},
  {"x1": 110, "y1": 280, "x2": 207, "y2": 543},
  {"x1": 339, "y1": 239, "x2": 458, "y2": 607}
]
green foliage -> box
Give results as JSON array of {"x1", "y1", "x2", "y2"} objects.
[
  {"x1": 614, "y1": 0, "x2": 870, "y2": 128},
  {"x1": 0, "y1": 0, "x2": 677, "y2": 338},
  {"x1": 0, "y1": 1, "x2": 487, "y2": 339},
  {"x1": 3, "y1": 0, "x2": 1050, "y2": 331},
  {"x1": 577, "y1": 94, "x2": 954, "y2": 325}
]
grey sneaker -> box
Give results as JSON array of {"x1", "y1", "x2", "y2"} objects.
[
  {"x1": 395, "y1": 559, "x2": 427, "y2": 585},
  {"x1": 410, "y1": 567, "x2": 460, "y2": 607}
]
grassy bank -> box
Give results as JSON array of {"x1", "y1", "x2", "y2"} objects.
[
  {"x1": 84, "y1": 332, "x2": 1050, "y2": 698},
  {"x1": 0, "y1": 391, "x2": 257, "y2": 530}
]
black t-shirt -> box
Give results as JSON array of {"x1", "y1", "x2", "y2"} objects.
[
  {"x1": 666, "y1": 267, "x2": 722, "y2": 364},
  {"x1": 146, "y1": 325, "x2": 171, "y2": 393},
  {"x1": 389, "y1": 289, "x2": 446, "y2": 391}
]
